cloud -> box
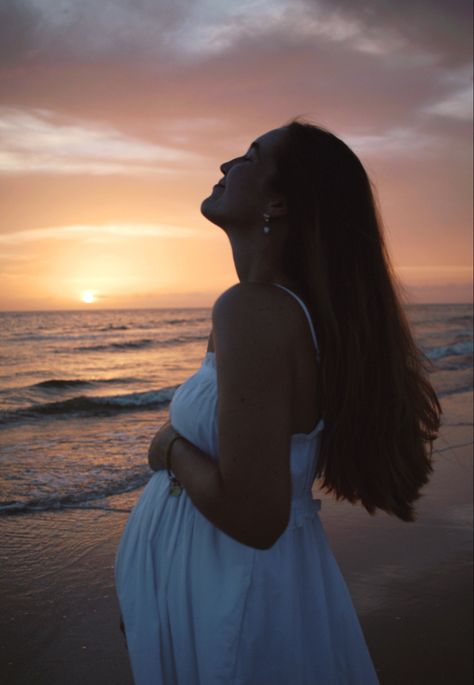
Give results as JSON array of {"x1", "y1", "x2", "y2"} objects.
[
  {"x1": 0, "y1": 106, "x2": 208, "y2": 175},
  {"x1": 0, "y1": 222, "x2": 201, "y2": 244},
  {"x1": 343, "y1": 125, "x2": 442, "y2": 159},
  {"x1": 163, "y1": 0, "x2": 409, "y2": 59},
  {"x1": 1, "y1": 0, "x2": 471, "y2": 67},
  {"x1": 420, "y1": 67, "x2": 473, "y2": 121},
  {"x1": 313, "y1": 0, "x2": 473, "y2": 67},
  {"x1": 0, "y1": 0, "x2": 471, "y2": 157},
  {"x1": 0, "y1": 0, "x2": 192, "y2": 65}
]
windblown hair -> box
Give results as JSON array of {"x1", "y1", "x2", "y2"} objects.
[{"x1": 272, "y1": 118, "x2": 442, "y2": 522}]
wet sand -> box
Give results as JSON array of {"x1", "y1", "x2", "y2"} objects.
[{"x1": 1, "y1": 390, "x2": 472, "y2": 685}]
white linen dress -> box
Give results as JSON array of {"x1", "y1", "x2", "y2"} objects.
[{"x1": 115, "y1": 283, "x2": 380, "y2": 684}]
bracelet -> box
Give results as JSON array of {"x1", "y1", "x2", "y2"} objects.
[
  {"x1": 165, "y1": 434, "x2": 182, "y2": 475},
  {"x1": 165, "y1": 433, "x2": 184, "y2": 497}
]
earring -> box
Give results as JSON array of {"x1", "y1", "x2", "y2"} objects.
[{"x1": 263, "y1": 213, "x2": 271, "y2": 235}]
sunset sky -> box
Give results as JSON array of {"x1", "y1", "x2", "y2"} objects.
[{"x1": 0, "y1": 0, "x2": 472, "y2": 310}]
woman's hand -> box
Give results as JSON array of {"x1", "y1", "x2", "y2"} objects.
[{"x1": 147, "y1": 419, "x2": 180, "y2": 471}]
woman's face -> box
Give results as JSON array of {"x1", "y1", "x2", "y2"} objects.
[{"x1": 200, "y1": 127, "x2": 287, "y2": 230}]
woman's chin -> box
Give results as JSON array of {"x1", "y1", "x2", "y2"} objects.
[{"x1": 200, "y1": 197, "x2": 225, "y2": 227}]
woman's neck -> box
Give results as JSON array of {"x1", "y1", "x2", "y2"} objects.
[{"x1": 227, "y1": 228, "x2": 299, "y2": 292}]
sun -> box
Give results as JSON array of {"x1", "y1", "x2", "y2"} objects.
[{"x1": 80, "y1": 290, "x2": 96, "y2": 304}]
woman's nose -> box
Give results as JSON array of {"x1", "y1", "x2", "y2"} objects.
[{"x1": 220, "y1": 159, "x2": 232, "y2": 175}]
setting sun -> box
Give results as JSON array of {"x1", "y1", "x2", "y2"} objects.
[{"x1": 80, "y1": 290, "x2": 96, "y2": 304}]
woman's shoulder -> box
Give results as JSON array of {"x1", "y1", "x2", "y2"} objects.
[
  {"x1": 212, "y1": 281, "x2": 304, "y2": 351},
  {"x1": 213, "y1": 281, "x2": 298, "y2": 317},
  {"x1": 214, "y1": 280, "x2": 274, "y2": 301}
]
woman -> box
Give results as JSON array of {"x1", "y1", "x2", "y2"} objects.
[{"x1": 115, "y1": 119, "x2": 442, "y2": 684}]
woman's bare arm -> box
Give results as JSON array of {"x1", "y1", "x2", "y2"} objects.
[{"x1": 151, "y1": 283, "x2": 296, "y2": 550}]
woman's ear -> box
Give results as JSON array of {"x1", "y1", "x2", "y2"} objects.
[{"x1": 266, "y1": 197, "x2": 288, "y2": 218}]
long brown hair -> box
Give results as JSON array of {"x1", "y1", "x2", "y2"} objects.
[{"x1": 273, "y1": 119, "x2": 442, "y2": 522}]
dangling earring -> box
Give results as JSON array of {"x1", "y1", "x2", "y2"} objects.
[{"x1": 263, "y1": 213, "x2": 271, "y2": 235}]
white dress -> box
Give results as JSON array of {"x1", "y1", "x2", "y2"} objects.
[{"x1": 115, "y1": 283, "x2": 380, "y2": 684}]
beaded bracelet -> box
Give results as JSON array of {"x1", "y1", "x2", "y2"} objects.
[{"x1": 165, "y1": 434, "x2": 184, "y2": 497}]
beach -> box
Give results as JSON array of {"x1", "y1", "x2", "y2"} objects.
[
  {"x1": 1, "y1": 388, "x2": 472, "y2": 685},
  {"x1": 0, "y1": 303, "x2": 472, "y2": 683}
]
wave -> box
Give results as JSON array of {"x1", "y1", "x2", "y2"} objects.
[
  {"x1": 447, "y1": 314, "x2": 473, "y2": 326},
  {"x1": 164, "y1": 318, "x2": 187, "y2": 325},
  {"x1": 74, "y1": 337, "x2": 154, "y2": 352},
  {"x1": 0, "y1": 467, "x2": 151, "y2": 516},
  {"x1": 73, "y1": 334, "x2": 207, "y2": 353},
  {"x1": 32, "y1": 377, "x2": 137, "y2": 390},
  {"x1": 0, "y1": 386, "x2": 178, "y2": 424},
  {"x1": 437, "y1": 384, "x2": 474, "y2": 398},
  {"x1": 98, "y1": 324, "x2": 130, "y2": 331},
  {"x1": 423, "y1": 340, "x2": 473, "y2": 362},
  {"x1": 4, "y1": 379, "x2": 469, "y2": 422},
  {"x1": 34, "y1": 378, "x2": 93, "y2": 389},
  {"x1": 12, "y1": 332, "x2": 103, "y2": 342},
  {"x1": 92, "y1": 315, "x2": 210, "y2": 332}
]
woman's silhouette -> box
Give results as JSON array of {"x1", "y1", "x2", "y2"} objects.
[{"x1": 115, "y1": 119, "x2": 442, "y2": 684}]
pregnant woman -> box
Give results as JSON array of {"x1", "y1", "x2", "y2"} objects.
[{"x1": 115, "y1": 119, "x2": 441, "y2": 684}]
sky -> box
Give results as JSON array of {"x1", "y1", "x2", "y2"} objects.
[{"x1": 0, "y1": 0, "x2": 472, "y2": 310}]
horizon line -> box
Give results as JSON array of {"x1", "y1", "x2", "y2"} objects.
[{"x1": 0, "y1": 301, "x2": 473, "y2": 314}]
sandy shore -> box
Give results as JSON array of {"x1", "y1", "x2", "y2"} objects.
[{"x1": 1, "y1": 390, "x2": 472, "y2": 685}]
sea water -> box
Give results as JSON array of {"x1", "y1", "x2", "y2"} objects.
[{"x1": 0, "y1": 304, "x2": 472, "y2": 516}]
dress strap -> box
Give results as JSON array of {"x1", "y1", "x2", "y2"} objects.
[{"x1": 272, "y1": 283, "x2": 321, "y2": 359}]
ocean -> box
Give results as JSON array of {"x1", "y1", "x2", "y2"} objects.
[{"x1": 0, "y1": 303, "x2": 472, "y2": 517}]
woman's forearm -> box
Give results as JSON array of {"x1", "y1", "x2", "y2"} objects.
[
  {"x1": 162, "y1": 437, "x2": 270, "y2": 549},
  {"x1": 165, "y1": 437, "x2": 223, "y2": 516}
]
